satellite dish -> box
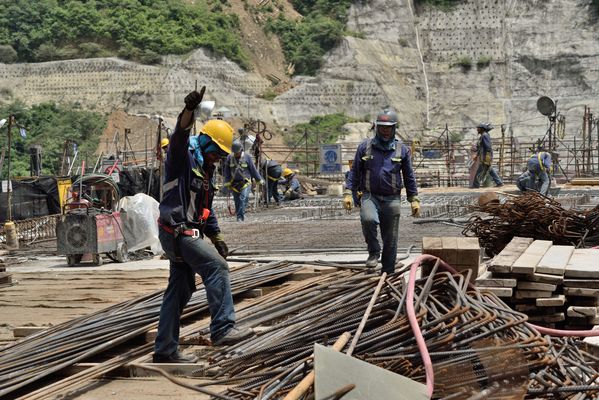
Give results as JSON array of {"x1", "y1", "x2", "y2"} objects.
[{"x1": 537, "y1": 96, "x2": 556, "y2": 116}]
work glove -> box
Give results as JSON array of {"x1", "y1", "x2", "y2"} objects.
[
  {"x1": 258, "y1": 180, "x2": 265, "y2": 186},
  {"x1": 184, "y1": 86, "x2": 206, "y2": 111},
  {"x1": 408, "y1": 196, "x2": 421, "y2": 218},
  {"x1": 284, "y1": 189, "x2": 292, "y2": 197},
  {"x1": 483, "y1": 154, "x2": 492, "y2": 166},
  {"x1": 208, "y1": 233, "x2": 229, "y2": 259},
  {"x1": 343, "y1": 190, "x2": 353, "y2": 211}
]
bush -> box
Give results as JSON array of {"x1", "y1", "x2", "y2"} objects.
[
  {"x1": 139, "y1": 49, "x2": 162, "y2": 65},
  {"x1": 0, "y1": 45, "x2": 17, "y2": 63},
  {"x1": 0, "y1": 1, "x2": 249, "y2": 69},
  {"x1": 476, "y1": 56, "x2": 491, "y2": 69}
]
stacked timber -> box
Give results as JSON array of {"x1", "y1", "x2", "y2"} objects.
[
  {"x1": 422, "y1": 237, "x2": 481, "y2": 283},
  {"x1": 478, "y1": 236, "x2": 599, "y2": 328}
]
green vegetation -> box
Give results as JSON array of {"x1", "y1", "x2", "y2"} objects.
[
  {"x1": 266, "y1": 1, "x2": 365, "y2": 75},
  {"x1": 0, "y1": 0, "x2": 249, "y2": 68},
  {"x1": 0, "y1": 102, "x2": 105, "y2": 178},
  {"x1": 453, "y1": 55, "x2": 472, "y2": 72},
  {"x1": 284, "y1": 113, "x2": 355, "y2": 173},
  {"x1": 476, "y1": 56, "x2": 491, "y2": 69}
]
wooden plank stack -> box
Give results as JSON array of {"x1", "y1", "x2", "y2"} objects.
[
  {"x1": 477, "y1": 236, "x2": 599, "y2": 328},
  {"x1": 422, "y1": 237, "x2": 481, "y2": 283}
]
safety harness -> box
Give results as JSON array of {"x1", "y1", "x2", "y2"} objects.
[
  {"x1": 360, "y1": 138, "x2": 403, "y2": 194},
  {"x1": 227, "y1": 153, "x2": 251, "y2": 193}
]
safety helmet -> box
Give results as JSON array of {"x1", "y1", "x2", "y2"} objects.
[
  {"x1": 231, "y1": 139, "x2": 243, "y2": 154},
  {"x1": 476, "y1": 122, "x2": 493, "y2": 132},
  {"x1": 160, "y1": 138, "x2": 169, "y2": 148},
  {"x1": 376, "y1": 110, "x2": 398, "y2": 126},
  {"x1": 375, "y1": 110, "x2": 398, "y2": 140},
  {"x1": 200, "y1": 119, "x2": 234, "y2": 154},
  {"x1": 282, "y1": 168, "x2": 294, "y2": 178}
]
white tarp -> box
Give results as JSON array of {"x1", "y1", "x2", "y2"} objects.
[{"x1": 119, "y1": 193, "x2": 163, "y2": 254}]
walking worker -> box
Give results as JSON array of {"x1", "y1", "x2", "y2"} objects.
[
  {"x1": 260, "y1": 158, "x2": 283, "y2": 205},
  {"x1": 281, "y1": 168, "x2": 301, "y2": 201},
  {"x1": 223, "y1": 139, "x2": 264, "y2": 221},
  {"x1": 472, "y1": 122, "x2": 503, "y2": 188},
  {"x1": 154, "y1": 88, "x2": 253, "y2": 364},
  {"x1": 517, "y1": 149, "x2": 552, "y2": 196},
  {"x1": 344, "y1": 109, "x2": 420, "y2": 274}
]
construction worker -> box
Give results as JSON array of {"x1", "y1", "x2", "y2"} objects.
[
  {"x1": 472, "y1": 123, "x2": 503, "y2": 188},
  {"x1": 160, "y1": 137, "x2": 169, "y2": 160},
  {"x1": 280, "y1": 168, "x2": 301, "y2": 201},
  {"x1": 154, "y1": 88, "x2": 253, "y2": 364},
  {"x1": 344, "y1": 110, "x2": 420, "y2": 274},
  {"x1": 517, "y1": 149, "x2": 552, "y2": 196},
  {"x1": 223, "y1": 139, "x2": 264, "y2": 221},
  {"x1": 260, "y1": 158, "x2": 283, "y2": 205}
]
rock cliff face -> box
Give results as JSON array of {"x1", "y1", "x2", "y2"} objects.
[{"x1": 1, "y1": 0, "x2": 598, "y2": 140}]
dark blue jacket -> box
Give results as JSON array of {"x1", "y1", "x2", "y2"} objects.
[
  {"x1": 223, "y1": 152, "x2": 262, "y2": 191},
  {"x1": 158, "y1": 113, "x2": 220, "y2": 237},
  {"x1": 477, "y1": 132, "x2": 493, "y2": 160},
  {"x1": 527, "y1": 151, "x2": 552, "y2": 174},
  {"x1": 260, "y1": 160, "x2": 283, "y2": 181},
  {"x1": 348, "y1": 137, "x2": 418, "y2": 198}
]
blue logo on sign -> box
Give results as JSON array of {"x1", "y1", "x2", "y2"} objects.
[{"x1": 324, "y1": 150, "x2": 337, "y2": 164}]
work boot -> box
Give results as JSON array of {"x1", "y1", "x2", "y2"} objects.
[
  {"x1": 365, "y1": 253, "x2": 379, "y2": 268},
  {"x1": 152, "y1": 351, "x2": 197, "y2": 364},
  {"x1": 213, "y1": 327, "x2": 255, "y2": 346}
]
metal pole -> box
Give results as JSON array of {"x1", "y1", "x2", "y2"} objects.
[
  {"x1": 304, "y1": 128, "x2": 308, "y2": 176},
  {"x1": 6, "y1": 115, "x2": 13, "y2": 221}
]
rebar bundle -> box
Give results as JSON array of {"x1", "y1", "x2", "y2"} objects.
[
  {"x1": 184, "y1": 266, "x2": 598, "y2": 399},
  {"x1": 463, "y1": 192, "x2": 599, "y2": 256}
]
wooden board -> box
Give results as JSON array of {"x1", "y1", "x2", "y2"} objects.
[
  {"x1": 565, "y1": 249, "x2": 599, "y2": 279},
  {"x1": 536, "y1": 245, "x2": 574, "y2": 275},
  {"x1": 511, "y1": 240, "x2": 553, "y2": 274},
  {"x1": 517, "y1": 281, "x2": 557, "y2": 292},
  {"x1": 536, "y1": 295, "x2": 566, "y2": 307},
  {"x1": 488, "y1": 237, "x2": 534, "y2": 273}
]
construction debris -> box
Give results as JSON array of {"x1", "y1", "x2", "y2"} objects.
[{"x1": 464, "y1": 191, "x2": 599, "y2": 256}]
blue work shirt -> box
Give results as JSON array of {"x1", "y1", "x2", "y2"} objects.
[
  {"x1": 158, "y1": 112, "x2": 220, "y2": 237},
  {"x1": 223, "y1": 152, "x2": 262, "y2": 192},
  {"x1": 281, "y1": 175, "x2": 300, "y2": 194},
  {"x1": 527, "y1": 151, "x2": 552, "y2": 174},
  {"x1": 260, "y1": 160, "x2": 283, "y2": 181},
  {"x1": 348, "y1": 137, "x2": 418, "y2": 198}
]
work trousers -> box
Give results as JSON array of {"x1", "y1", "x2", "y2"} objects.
[
  {"x1": 264, "y1": 180, "x2": 280, "y2": 204},
  {"x1": 473, "y1": 163, "x2": 502, "y2": 188},
  {"x1": 154, "y1": 228, "x2": 235, "y2": 357},
  {"x1": 517, "y1": 169, "x2": 550, "y2": 196},
  {"x1": 233, "y1": 185, "x2": 251, "y2": 221},
  {"x1": 360, "y1": 193, "x2": 401, "y2": 274}
]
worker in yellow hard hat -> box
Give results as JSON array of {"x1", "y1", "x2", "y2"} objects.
[
  {"x1": 160, "y1": 137, "x2": 170, "y2": 160},
  {"x1": 154, "y1": 88, "x2": 254, "y2": 365},
  {"x1": 280, "y1": 167, "x2": 301, "y2": 201}
]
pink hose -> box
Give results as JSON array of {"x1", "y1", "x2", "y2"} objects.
[{"x1": 407, "y1": 254, "x2": 599, "y2": 398}]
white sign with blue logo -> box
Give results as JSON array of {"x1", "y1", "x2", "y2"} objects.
[{"x1": 319, "y1": 144, "x2": 342, "y2": 174}]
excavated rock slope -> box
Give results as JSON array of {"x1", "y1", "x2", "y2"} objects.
[{"x1": 1, "y1": 0, "x2": 598, "y2": 140}]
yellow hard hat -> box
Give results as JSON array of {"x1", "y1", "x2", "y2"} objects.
[
  {"x1": 283, "y1": 168, "x2": 293, "y2": 177},
  {"x1": 160, "y1": 138, "x2": 169, "y2": 148},
  {"x1": 200, "y1": 119, "x2": 234, "y2": 154}
]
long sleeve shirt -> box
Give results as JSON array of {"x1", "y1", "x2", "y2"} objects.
[
  {"x1": 158, "y1": 113, "x2": 219, "y2": 236},
  {"x1": 527, "y1": 151, "x2": 552, "y2": 174},
  {"x1": 223, "y1": 152, "x2": 262, "y2": 191},
  {"x1": 348, "y1": 137, "x2": 418, "y2": 198}
]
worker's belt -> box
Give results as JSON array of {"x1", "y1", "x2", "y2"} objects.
[{"x1": 158, "y1": 220, "x2": 201, "y2": 239}]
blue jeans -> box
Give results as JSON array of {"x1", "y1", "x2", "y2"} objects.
[
  {"x1": 233, "y1": 185, "x2": 251, "y2": 221},
  {"x1": 518, "y1": 170, "x2": 550, "y2": 195},
  {"x1": 264, "y1": 180, "x2": 280, "y2": 204},
  {"x1": 360, "y1": 193, "x2": 401, "y2": 274},
  {"x1": 154, "y1": 228, "x2": 235, "y2": 356},
  {"x1": 473, "y1": 164, "x2": 502, "y2": 187}
]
